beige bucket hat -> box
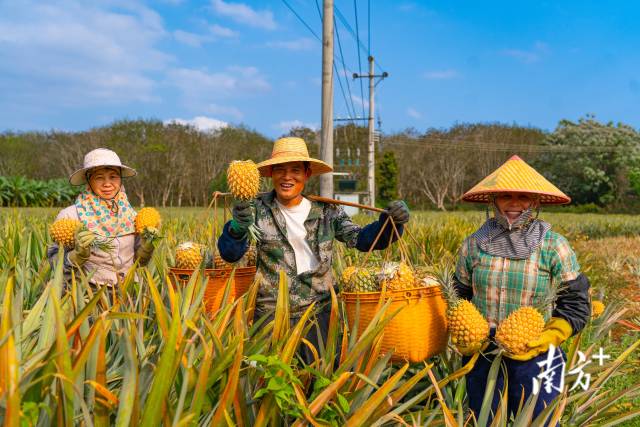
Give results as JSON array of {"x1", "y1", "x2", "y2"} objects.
[
  {"x1": 69, "y1": 148, "x2": 137, "y2": 185},
  {"x1": 257, "y1": 137, "x2": 333, "y2": 177}
]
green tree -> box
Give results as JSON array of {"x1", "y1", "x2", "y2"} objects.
[
  {"x1": 376, "y1": 151, "x2": 398, "y2": 206},
  {"x1": 535, "y1": 116, "x2": 640, "y2": 206}
]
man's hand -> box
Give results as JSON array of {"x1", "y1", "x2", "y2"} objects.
[
  {"x1": 385, "y1": 200, "x2": 410, "y2": 225},
  {"x1": 68, "y1": 229, "x2": 95, "y2": 266},
  {"x1": 230, "y1": 200, "x2": 254, "y2": 238}
]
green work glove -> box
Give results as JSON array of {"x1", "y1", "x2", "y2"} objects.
[
  {"x1": 456, "y1": 341, "x2": 489, "y2": 357},
  {"x1": 68, "y1": 229, "x2": 95, "y2": 266},
  {"x1": 136, "y1": 227, "x2": 158, "y2": 266},
  {"x1": 229, "y1": 200, "x2": 254, "y2": 239},
  {"x1": 506, "y1": 317, "x2": 573, "y2": 361},
  {"x1": 385, "y1": 200, "x2": 410, "y2": 225}
]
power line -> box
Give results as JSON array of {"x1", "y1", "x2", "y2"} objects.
[
  {"x1": 313, "y1": 0, "x2": 357, "y2": 120},
  {"x1": 383, "y1": 137, "x2": 638, "y2": 153},
  {"x1": 334, "y1": 6, "x2": 384, "y2": 73},
  {"x1": 281, "y1": 0, "x2": 321, "y2": 41},
  {"x1": 334, "y1": 14, "x2": 358, "y2": 118},
  {"x1": 353, "y1": 0, "x2": 366, "y2": 120}
]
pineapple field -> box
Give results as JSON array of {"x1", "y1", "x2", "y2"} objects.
[{"x1": 1, "y1": 207, "x2": 640, "y2": 426}]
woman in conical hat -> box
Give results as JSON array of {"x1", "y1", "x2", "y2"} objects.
[
  {"x1": 47, "y1": 148, "x2": 158, "y2": 288},
  {"x1": 453, "y1": 155, "x2": 591, "y2": 423},
  {"x1": 217, "y1": 137, "x2": 410, "y2": 364}
]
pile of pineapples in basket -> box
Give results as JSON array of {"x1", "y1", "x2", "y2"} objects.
[{"x1": 340, "y1": 261, "x2": 439, "y2": 292}]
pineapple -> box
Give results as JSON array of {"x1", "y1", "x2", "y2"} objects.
[
  {"x1": 343, "y1": 267, "x2": 379, "y2": 293},
  {"x1": 227, "y1": 160, "x2": 260, "y2": 201},
  {"x1": 214, "y1": 253, "x2": 232, "y2": 269},
  {"x1": 226, "y1": 160, "x2": 262, "y2": 242},
  {"x1": 135, "y1": 207, "x2": 161, "y2": 239},
  {"x1": 243, "y1": 246, "x2": 257, "y2": 267},
  {"x1": 378, "y1": 262, "x2": 415, "y2": 290},
  {"x1": 175, "y1": 242, "x2": 204, "y2": 269},
  {"x1": 341, "y1": 266, "x2": 358, "y2": 287},
  {"x1": 49, "y1": 218, "x2": 82, "y2": 249},
  {"x1": 495, "y1": 306, "x2": 545, "y2": 355},
  {"x1": 592, "y1": 300, "x2": 605, "y2": 318},
  {"x1": 439, "y1": 271, "x2": 489, "y2": 351}
]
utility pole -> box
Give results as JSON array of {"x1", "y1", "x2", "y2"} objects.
[
  {"x1": 354, "y1": 56, "x2": 388, "y2": 208},
  {"x1": 319, "y1": 0, "x2": 334, "y2": 198}
]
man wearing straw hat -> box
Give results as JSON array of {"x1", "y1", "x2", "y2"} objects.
[
  {"x1": 218, "y1": 137, "x2": 410, "y2": 363},
  {"x1": 454, "y1": 155, "x2": 591, "y2": 423}
]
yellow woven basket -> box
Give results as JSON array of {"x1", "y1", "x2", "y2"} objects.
[
  {"x1": 342, "y1": 286, "x2": 448, "y2": 363},
  {"x1": 169, "y1": 266, "x2": 256, "y2": 314}
]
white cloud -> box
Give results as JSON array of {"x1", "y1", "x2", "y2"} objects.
[
  {"x1": 167, "y1": 66, "x2": 269, "y2": 111},
  {"x1": 407, "y1": 107, "x2": 422, "y2": 119},
  {"x1": 423, "y1": 69, "x2": 459, "y2": 80},
  {"x1": 266, "y1": 38, "x2": 316, "y2": 51},
  {"x1": 275, "y1": 120, "x2": 319, "y2": 132},
  {"x1": 211, "y1": 0, "x2": 276, "y2": 30},
  {"x1": 501, "y1": 41, "x2": 549, "y2": 64},
  {"x1": 0, "y1": 0, "x2": 169, "y2": 105},
  {"x1": 210, "y1": 24, "x2": 238, "y2": 38},
  {"x1": 351, "y1": 94, "x2": 369, "y2": 110},
  {"x1": 173, "y1": 30, "x2": 207, "y2": 47},
  {"x1": 165, "y1": 116, "x2": 228, "y2": 132}
]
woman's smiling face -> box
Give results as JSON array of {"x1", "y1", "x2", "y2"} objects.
[
  {"x1": 88, "y1": 167, "x2": 121, "y2": 200},
  {"x1": 494, "y1": 192, "x2": 536, "y2": 224}
]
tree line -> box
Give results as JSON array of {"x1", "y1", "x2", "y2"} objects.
[{"x1": 1, "y1": 116, "x2": 639, "y2": 210}]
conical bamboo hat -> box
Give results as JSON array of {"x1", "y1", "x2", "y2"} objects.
[{"x1": 462, "y1": 155, "x2": 570, "y2": 204}]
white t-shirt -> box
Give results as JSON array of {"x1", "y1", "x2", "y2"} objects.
[{"x1": 275, "y1": 197, "x2": 319, "y2": 274}]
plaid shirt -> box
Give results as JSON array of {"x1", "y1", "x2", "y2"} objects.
[{"x1": 455, "y1": 229, "x2": 580, "y2": 328}]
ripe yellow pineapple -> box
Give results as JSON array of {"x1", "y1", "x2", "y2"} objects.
[
  {"x1": 175, "y1": 242, "x2": 204, "y2": 269},
  {"x1": 378, "y1": 262, "x2": 415, "y2": 290},
  {"x1": 341, "y1": 266, "x2": 358, "y2": 286},
  {"x1": 495, "y1": 306, "x2": 545, "y2": 355},
  {"x1": 591, "y1": 300, "x2": 605, "y2": 318},
  {"x1": 135, "y1": 207, "x2": 161, "y2": 234},
  {"x1": 227, "y1": 160, "x2": 260, "y2": 201},
  {"x1": 439, "y1": 271, "x2": 489, "y2": 351},
  {"x1": 214, "y1": 253, "x2": 232, "y2": 269},
  {"x1": 49, "y1": 218, "x2": 82, "y2": 248}
]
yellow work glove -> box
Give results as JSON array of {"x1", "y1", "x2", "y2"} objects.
[
  {"x1": 506, "y1": 317, "x2": 573, "y2": 361},
  {"x1": 456, "y1": 341, "x2": 489, "y2": 357},
  {"x1": 68, "y1": 229, "x2": 95, "y2": 266}
]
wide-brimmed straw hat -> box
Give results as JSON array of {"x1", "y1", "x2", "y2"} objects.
[
  {"x1": 69, "y1": 148, "x2": 137, "y2": 185},
  {"x1": 462, "y1": 155, "x2": 570, "y2": 205},
  {"x1": 257, "y1": 137, "x2": 333, "y2": 177}
]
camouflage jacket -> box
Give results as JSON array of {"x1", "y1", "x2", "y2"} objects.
[{"x1": 218, "y1": 191, "x2": 402, "y2": 318}]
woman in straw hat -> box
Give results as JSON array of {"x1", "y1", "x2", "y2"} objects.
[
  {"x1": 48, "y1": 148, "x2": 157, "y2": 288},
  {"x1": 454, "y1": 155, "x2": 591, "y2": 423},
  {"x1": 217, "y1": 137, "x2": 410, "y2": 363}
]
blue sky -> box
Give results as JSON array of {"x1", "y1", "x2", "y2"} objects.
[{"x1": 1, "y1": 0, "x2": 638, "y2": 137}]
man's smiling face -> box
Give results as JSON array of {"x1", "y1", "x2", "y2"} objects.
[{"x1": 271, "y1": 161, "x2": 311, "y2": 206}]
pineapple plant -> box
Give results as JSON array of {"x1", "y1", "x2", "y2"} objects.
[
  {"x1": 227, "y1": 160, "x2": 262, "y2": 242},
  {"x1": 439, "y1": 270, "x2": 489, "y2": 352},
  {"x1": 378, "y1": 262, "x2": 415, "y2": 290},
  {"x1": 175, "y1": 241, "x2": 204, "y2": 269},
  {"x1": 592, "y1": 300, "x2": 605, "y2": 318},
  {"x1": 135, "y1": 207, "x2": 162, "y2": 240},
  {"x1": 495, "y1": 306, "x2": 545, "y2": 355}
]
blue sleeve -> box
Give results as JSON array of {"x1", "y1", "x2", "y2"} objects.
[
  {"x1": 217, "y1": 221, "x2": 249, "y2": 263},
  {"x1": 355, "y1": 212, "x2": 404, "y2": 252}
]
